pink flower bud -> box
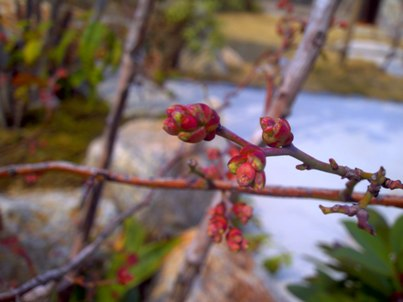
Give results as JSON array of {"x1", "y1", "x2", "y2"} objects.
[
  {"x1": 209, "y1": 202, "x2": 226, "y2": 216},
  {"x1": 227, "y1": 145, "x2": 267, "y2": 190},
  {"x1": 232, "y1": 202, "x2": 253, "y2": 225},
  {"x1": 208, "y1": 215, "x2": 228, "y2": 243},
  {"x1": 226, "y1": 227, "x2": 248, "y2": 252},
  {"x1": 227, "y1": 155, "x2": 247, "y2": 174},
  {"x1": 163, "y1": 103, "x2": 220, "y2": 143},
  {"x1": 260, "y1": 117, "x2": 293, "y2": 148},
  {"x1": 236, "y1": 163, "x2": 256, "y2": 187}
]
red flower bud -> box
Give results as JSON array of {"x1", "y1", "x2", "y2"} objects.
[
  {"x1": 236, "y1": 163, "x2": 256, "y2": 187},
  {"x1": 209, "y1": 202, "x2": 226, "y2": 216},
  {"x1": 232, "y1": 202, "x2": 253, "y2": 225},
  {"x1": 260, "y1": 117, "x2": 293, "y2": 147},
  {"x1": 207, "y1": 148, "x2": 221, "y2": 160},
  {"x1": 117, "y1": 267, "x2": 134, "y2": 285},
  {"x1": 163, "y1": 103, "x2": 220, "y2": 143},
  {"x1": 208, "y1": 215, "x2": 228, "y2": 243},
  {"x1": 227, "y1": 145, "x2": 267, "y2": 190},
  {"x1": 226, "y1": 227, "x2": 248, "y2": 252},
  {"x1": 227, "y1": 155, "x2": 247, "y2": 174}
]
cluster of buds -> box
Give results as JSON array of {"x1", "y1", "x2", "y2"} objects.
[
  {"x1": 260, "y1": 117, "x2": 293, "y2": 148},
  {"x1": 207, "y1": 202, "x2": 228, "y2": 243},
  {"x1": 232, "y1": 202, "x2": 253, "y2": 224},
  {"x1": 226, "y1": 227, "x2": 248, "y2": 252},
  {"x1": 207, "y1": 202, "x2": 251, "y2": 252},
  {"x1": 227, "y1": 145, "x2": 266, "y2": 190},
  {"x1": 163, "y1": 103, "x2": 220, "y2": 143},
  {"x1": 116, "y1": 253, "x2": 138, "y2": 285}
]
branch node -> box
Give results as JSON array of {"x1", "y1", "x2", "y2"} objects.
[{"x1": 329, "y1": 158, "x2": 339, "y2": 170}]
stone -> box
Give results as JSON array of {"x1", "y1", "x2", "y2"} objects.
[
  {"x1": 0, "y1": 189, "x2": 116, "y2": 289},
  {"x1": 85, "y1": 118, "x2": 219, "y2": 237},
  {"x1": 148, "y1": 229, "x2": 275, "y2": 302}
]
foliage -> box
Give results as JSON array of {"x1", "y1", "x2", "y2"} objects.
[
  {"x1": 0, "y1": 3, "x2": 121, "y2": 128},
  {"x1": 288, "y1": 210, "x2": 403, "y2": 301},
  {"x1": 263, "y1": 252, "x2": 292, "y2": 274},
  {"x1": 0, "y1": 97, "x2": 109, "y2": 190},
  {"x1": 95, "y1": 218, "x2": 178, "y2": 302},
  {"x1": 216, "y1": 0, "x2": 261, "y2": 12},
  {"x1": 147, "y1": 0, "x2": 223, "y2": 80}
]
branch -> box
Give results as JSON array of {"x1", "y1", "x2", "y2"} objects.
[
  {"x1": 268, "y1": 0, "x2": 341, "y2": 118},
  {"x1": 1, "y1": 161, "x2": 402, "y2": 207},
  {"x1": 78, "y1": 0, "x2": 155, "y2": 245}
]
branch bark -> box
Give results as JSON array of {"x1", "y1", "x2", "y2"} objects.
[
  {"x1": 77, "y1": 0, "x2": 154, "y2": 246},
  {"x1": 268, "y1": 0, "x2": 341, "y2": 118}
]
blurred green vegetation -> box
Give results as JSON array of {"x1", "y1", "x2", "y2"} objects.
[
  {"x1": 0, "y1": 97, "x2": 109, "y2": 190},
  {"x1": 288, "y1": 210, "x2": 403, "y2": 301}
]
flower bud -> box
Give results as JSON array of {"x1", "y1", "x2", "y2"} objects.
[
  {"x1": 260, "y1": 117, "x2": 293, "y2": 148},
  {"x1": 232, "y1": 202, "x2": 253, "y2": 225},
  {"x1": 227, "y1": 145, "x2": 267, "y2": 190},
  {"x1": 226, "y1": 227, "x2": 248, "y2": 252},
  {"x1": 207, "y1": 215, "x2": 228, "y2": 243},
  {"x1": 227, "y1": 155, "x2": 246, "y2": 174},
  {"x1": 236, "y1": 163, "x2": 256, "y2": 187},
  {"x1": 163, "y1": 103, "x2": 220, "y2": 143}
]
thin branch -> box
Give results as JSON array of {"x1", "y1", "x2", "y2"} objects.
[
  {"x1": 1, "y1": 161, "x2": 402, "y2": 207},
  {"x1": 268, "y1": 0, "x2": 341, "y2": 118},
  {"x1": 78, "y1": 0, "x2": 154, "y2": 246}
]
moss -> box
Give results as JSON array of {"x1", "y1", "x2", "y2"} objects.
[{"x1": 0, "y1": 97, "x2": 109, "y2": 190}]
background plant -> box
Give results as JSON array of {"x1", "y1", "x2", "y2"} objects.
[{"x1": 288, "y1": 209, "x2": 403, "y2": 302}]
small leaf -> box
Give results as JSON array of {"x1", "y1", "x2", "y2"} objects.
[
  {"x1": 23, "y1": 39, "x2": 43, "y2": 65},
  {"x1": 390, "y1": 216, "x2": 403, "y2": 255}
]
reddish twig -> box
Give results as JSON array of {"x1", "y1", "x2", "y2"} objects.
[
  {"x1": 1, "y1": 161, "x2": 402, "y2": 207},
  {"x1": 77, "y1": 0, "x2": 155, "y2": 246}
]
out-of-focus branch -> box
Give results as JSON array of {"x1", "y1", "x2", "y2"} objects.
[
  {"x1": 268, "y1": 0, "x2": 341, "y2": 118},
  {"x1": 78, "y1": 0, "x2": 154, "y2": 247}
]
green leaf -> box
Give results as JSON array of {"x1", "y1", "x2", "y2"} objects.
[
  {"x1": 51, "y1": 29, "x2": 77, "y2": 64},
  {"x1": 367, "y1": 209, "x2": 390, "y2": 244},
  {"x1": 390, "y1": 215, "x2": 403, "y2": 255},
  {"x1": 343, "y1": 221, "x2": 394, "y2": 276},
  {"x1": 23, "y1": 39, "x2": 43, "y2": 64}
]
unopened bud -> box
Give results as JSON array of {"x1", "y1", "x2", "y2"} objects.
[{"x1": 260, "y1": 117, "x2": 293, "y2": 148}]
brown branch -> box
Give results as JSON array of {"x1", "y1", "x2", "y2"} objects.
[
  {"x1": 77, "y1": 0, "x2": 154, "y2": 247},
  {"x1": 268, "y1": 0, "x2": 341, "y2": 118},
  {"x1": 1, "y1": 161, "x2": 403, "y2": 207}
]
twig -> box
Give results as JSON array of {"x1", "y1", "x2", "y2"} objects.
[
  {"x1": 268, "y1": 0, "x2": 341, "y2": 118},
  {"x1": 1, "y1": 161, "x2": 402, "y2": 207},
  {"x1": 77, "y1": 0, "x2": 154, "y2": 248}
]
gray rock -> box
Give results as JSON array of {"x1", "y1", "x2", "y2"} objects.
[
  {"x1": 148, "y1": 229, "x2": 275, "y2": 302},
  {"x1": 0, "y1": 189, "x2": 116, "y2": 288},
  {"x1": 85, "y1": 118, "x2": 219, "y2": 237}
]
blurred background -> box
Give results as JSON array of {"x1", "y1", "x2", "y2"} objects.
[{"x1": 0, "y1": 0, "x2": 402, "y2": 301}]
